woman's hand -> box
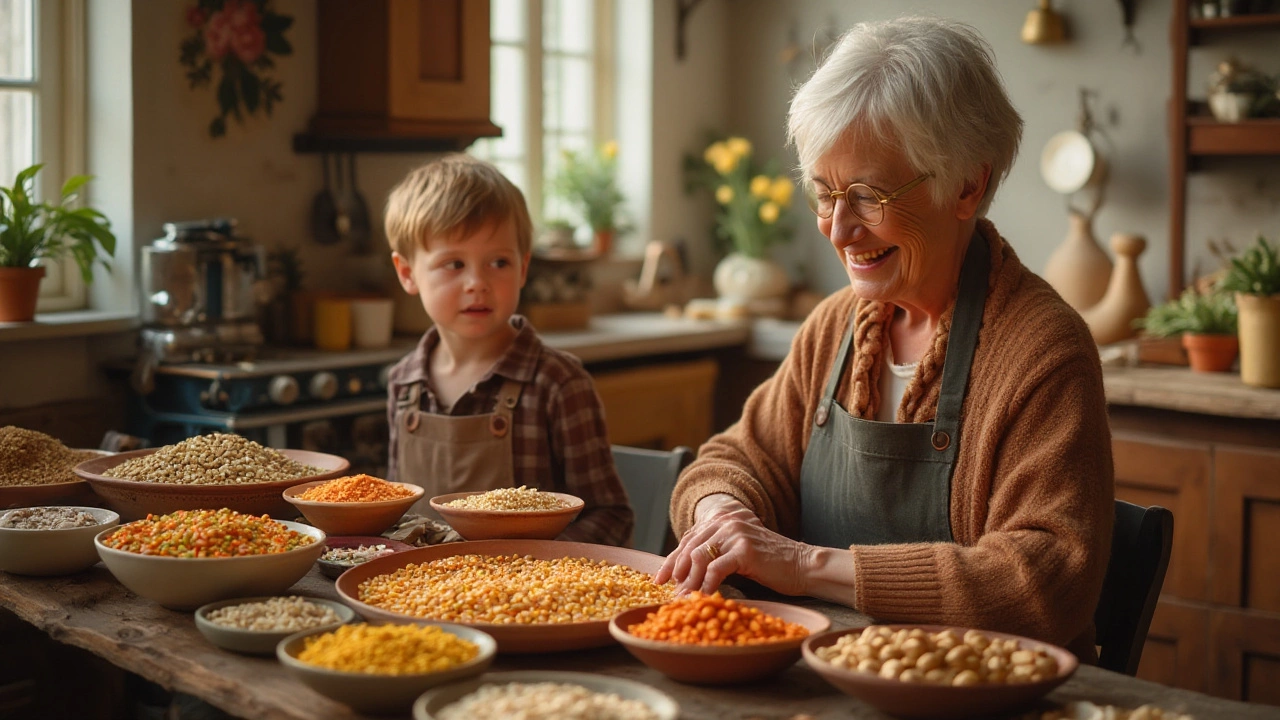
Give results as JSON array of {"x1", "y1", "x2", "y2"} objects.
[{"x1": 654, "y1": 493, "x2": 810, "y2": 597}]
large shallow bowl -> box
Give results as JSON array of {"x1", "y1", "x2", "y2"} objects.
[
  {"x1": 75, "y1": 448, "x2": 349, "y2": 520},
  {"x1": 284, "y1": 479, "x2": 423, "y2": 536},
  {"x1": 316, "y1": 536, "x2": 416, "y2": 579},
  {"x1": 94, "y1": 520, "x2": 326, "y2": 610},
  {"x1": 278, "y1": 622, "x2": 496, "y2": 715},
  {"x1": 334, "y1": 539, "x2": 671, "y2": 653},
  {"x1": 429, "y1": 491, "x2": 583, "y2": 541},
  {"x1": 609, "y1": 600, "x2": 830, "y2": 685},
  {"x1": 194, "y1": 596, "x2": 356, "y2": 655},
  {"x1": 0, "y1": 449, "x2": 113, "y2": 510},
  {"x1": 413, "y1": 670, "x2": 679, "y2": 720},
  {"x1": 802, "y1": 625, "x2": 1079, "y2": 720},
  {"x1": 0, "y1": 506, "x2": 119, "y2": 575}
]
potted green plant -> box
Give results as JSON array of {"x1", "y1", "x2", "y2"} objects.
[
  {"x1": 1135, "y1": 288, "x2": 1239, "y2": 372},
  {"x1": 0, "y1": 164, "x2": 116, "y2": 322},
  {"x1": 549, "y1": 141, "x2": 628, "y2": 256},
  {"x1": 1221, "y1": 234, "x2": 1280, "y2": 387}
]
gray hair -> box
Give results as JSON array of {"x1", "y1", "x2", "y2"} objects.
[{"x1": 787, "y1": 16, "x2": 1023, "y2": 216}]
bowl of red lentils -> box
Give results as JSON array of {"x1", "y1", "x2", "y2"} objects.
[
  {"x1": 93, "y1": 508, "x2": 327, "y2": 610},
  {"x1": 0, "y1": 506, "x2": 120, "y2": 576},
  {"x1": 608, "y1": 591, "x2": 829, "y2": 685},
  {"x1": 283, "y1": 474, "x2": 424, "y2": 537},
  {"x1": 194, "y1": 595, "x2": 356, "y2": 655},
  {"x1": 429, "y1": 487, "x2": 584, "y2": 541},
  {"x1": 277, "y1": 622, "x2": 497, "y2": 715}
]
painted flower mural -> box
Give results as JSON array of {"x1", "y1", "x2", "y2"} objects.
[{"x1": 180, "y1": 0, "x2": 293, "y2": 137}]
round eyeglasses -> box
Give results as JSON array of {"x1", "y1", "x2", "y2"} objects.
[{"x1": 806, "y1": 172, "x2": 933, "y2": 226}]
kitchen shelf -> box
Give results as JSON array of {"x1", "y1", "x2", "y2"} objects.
[
  {"x1": 293, "y1": 120, "x2": 502, "y2": 154},
  {"x1": 1188, "y1": 13, "x2": 1280, "y2": 42},
  {"x1": 1186, "y1": 107, "x2": 1280, "y2": 155}
]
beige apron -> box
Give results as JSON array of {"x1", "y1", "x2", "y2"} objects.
[{"x1": 395, "y1": 378, "x2": 525, "y2": 518}]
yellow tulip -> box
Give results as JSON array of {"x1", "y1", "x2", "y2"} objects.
[
  {"x1": 716, "y1": 185, "x2": 734, "y2": 205},
  {"x1": 750, "y1": 175, "x2": 772, "y2": 199},
  {"x1": 759, "y1": 201, "x2": 780, "y2": 224},
  {"x1": 726, "y1": 137, "x2": 752, "y2": 158},
  {"x1": 602, "y1": 141, "x2": 618, "y2": 159},
  {"x1": 712, "y1": 154, "x2": 739, "y2": 175},
  {"x1": 704, "y1": 142, "x2": 727, "y2": 165},
  {"x1": 770, "y1": 177, "x2": 794, "y2": 206}
]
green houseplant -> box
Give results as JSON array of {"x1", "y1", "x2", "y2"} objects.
[
  {"x1": 0, "y1": 164, "x2": 117, "y2": 322},
  {"x1": 549, "y1": 141, "x2": 628, "y2": 255},
  {"x1": 1134, "y1": 288, "x2": 1238, "y2": 373},
  {"x1": 1221, "y1": 234, "x2": 1280, "y2": 387}
]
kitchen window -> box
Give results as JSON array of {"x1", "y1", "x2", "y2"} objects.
[
  {"x1": 471, "y1": 0, "x2": 615, "y2": 231},
  {"x1": 0, "y1": 0, "x2": 88, "y2": 313}
]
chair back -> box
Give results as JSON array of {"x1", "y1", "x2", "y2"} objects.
[
  {"x1": 612, "y1": 445, "x2": 693, "y2": 555},
  {"x1": 1094, "y1": 499, "x2": 1174, "y2": 675}
]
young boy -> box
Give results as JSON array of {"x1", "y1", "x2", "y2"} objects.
[{"x1": 383, "y1": 154, "x2": 633, "y2": 547}]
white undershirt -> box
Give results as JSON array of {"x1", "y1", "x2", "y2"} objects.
[{"x1": 876, "y1": 341, "x2": 918, "y2": 423}]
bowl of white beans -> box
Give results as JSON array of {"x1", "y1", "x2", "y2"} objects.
[
  {"x1": 0, "y1": 506, "x2": 119, "y2": 576},
  {"x1": 413, "y1": 670, "x2": 679, "y2": 720},
  {"x1": 194, "y1": 595, "x2": 356, "y2": 655}
]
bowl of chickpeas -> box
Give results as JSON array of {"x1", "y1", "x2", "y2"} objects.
[
  {"x1": 429, "y1": 487, "x2": 584, "y2": 541},
  {"x1": 802, "y1": 625, "x2": 1078, "y2": 720}
]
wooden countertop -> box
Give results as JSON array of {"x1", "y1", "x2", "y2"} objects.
[
  {"x1": 1103, "y1": 365, "x2": 1280, "y2": 420},
  {"x1": 540, "y1": 313, "x2": 750, "y2": 364},
  {"x1": 2, "y1": 566, "x2": 1274, "y2": 720}
]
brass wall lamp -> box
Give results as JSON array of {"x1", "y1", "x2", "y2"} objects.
[{"x1": 1022, "y1": 0, "x2": 1068, "y2": 45}]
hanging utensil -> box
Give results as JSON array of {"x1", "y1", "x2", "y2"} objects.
[
  {"x1": 332, "y1": 153, "x2": 352, "y2": 242},
  {"x1": 311, "y1": 153, "x2": 342, "y2": 245},
  {"x1": 346, "y1": 153, "x2": 373, "y2": 255}
]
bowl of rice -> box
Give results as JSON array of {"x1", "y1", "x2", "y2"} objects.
[
  {"x1": 194, "y1": 595, "x2": 356, "y2": 655},
  {"x1": 0, "y1": 506, "x2": 120, "y2": 576},
  {"x1": 429, "y1": 487, "x2": 583, "y2": 541}
]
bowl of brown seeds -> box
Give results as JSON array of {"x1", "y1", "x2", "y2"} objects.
[{"x1": 0, "y1": 426, "x2": 112, "y2": 509}]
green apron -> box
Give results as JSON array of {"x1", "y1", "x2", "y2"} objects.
[{"x1": 799, "y1": 233, "x2": 989, "y2": 548}]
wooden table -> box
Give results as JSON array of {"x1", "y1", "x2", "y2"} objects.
[{"x1": 1, "y1": 567, "x2": 1276, "y2": 720}]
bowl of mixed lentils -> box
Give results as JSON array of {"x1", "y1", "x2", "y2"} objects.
[
  {"x1": 74, "y1": 433, "x2": 349, "y2": 520},
  {"x1": 194, "y1": 595, "x2": 356, "y2": 655},
  {"x1": 0, "y1": 505, "x2": 120, "y2": 576},
  {"x1": 0, "y1": 426, "x2": 112, "y2": 509}
]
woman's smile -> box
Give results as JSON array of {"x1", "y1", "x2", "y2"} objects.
[{"x1": 846, "y1": 245, "x2": 898, "y2": 270}]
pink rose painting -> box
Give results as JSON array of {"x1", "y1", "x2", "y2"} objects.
[{"x1": 179, "y1": 0, "x2": 293, "y2": 137}]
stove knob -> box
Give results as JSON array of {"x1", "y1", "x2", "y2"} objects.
[
  {"x1": 268, "y1": 375, "x2": 299, "y2": 405},
  {"x1": 347, "y1": 376, "x2": 363, "y2": 395},
  {"x1": 309, "y1": 372, "x2": 338, "y2": 401}
]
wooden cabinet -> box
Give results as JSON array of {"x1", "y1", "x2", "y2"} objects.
[
  {"x1": 592, "y1": 359, "x2": 719, "y2": 451},
  {"x1": 1210, "y1": 608, "x2": 1280, "y2": 704},
  {"x1": 1211, "y1": 446, "x2": 1280, "y2": 611},
  {"x1": 1137, "y1": 599, "x2": 1211, "y2": 693}
]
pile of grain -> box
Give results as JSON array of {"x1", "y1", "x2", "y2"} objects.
[
  {"x1": 105, "y1": 433, "x2": 323, "y2": 485},
  {"x1": 0, "y1": 426, "x2": 99, "y2": 487}
]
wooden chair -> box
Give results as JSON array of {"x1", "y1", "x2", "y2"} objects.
[
  {"x1": 1094, "y1": 499, "x2": 1174, "y2": 675},
  {"x1": 612, "y1": 445, "x2": 693, "y2": 555}
]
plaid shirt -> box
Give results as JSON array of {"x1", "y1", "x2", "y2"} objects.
[{"x1": 385, "y1": 316, "x2": 633, "y2": 547}]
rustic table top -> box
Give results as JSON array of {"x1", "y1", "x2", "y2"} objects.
[{"x1": 2, "y1": 566, "x2": 1276, "y2": 720}]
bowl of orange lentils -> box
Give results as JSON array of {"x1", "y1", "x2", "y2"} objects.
[
  {"x1": 607, "y1": 591, "x2": 831, "y2": 685},
  {"x1": 282, "y1": 475, "x2": 424, "y2": 537}
]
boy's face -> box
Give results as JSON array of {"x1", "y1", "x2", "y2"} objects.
[{"x1": 392, "y1": 218, "x2": 530, "y2": 344}]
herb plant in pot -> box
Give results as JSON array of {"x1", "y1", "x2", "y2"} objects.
[
  {"x1": 1134, "y1": 288, "x2": 1238, "y2": 373},
  {"x1": 0, "y1": 164, "x2": 116, "y2": 322},
  {"x1": 1221, "y1": 234, "x2": 1280, "y2": 388},
  {"x1": 549, "y1": 141, "x2": 628, "y2": 256}
]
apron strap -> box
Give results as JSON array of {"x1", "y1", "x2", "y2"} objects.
[
  {"x1": 816, "y1": 313, "x2": 859, "y2": 427},
  {"x1": 932, "y1": 231, "x2": 990, "y2": 452},
  {"x1": 396, "y1": 382, "x2": 423, "y2": 432},
  {"x1": 489, "y1": 379, "x2": 525, "y2": 438}
]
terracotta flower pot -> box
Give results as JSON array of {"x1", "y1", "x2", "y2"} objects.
[
  {"x1": 1181, "y1": 333, "x2": 1239, "y2": 373},
  {"x1": 0, "y1": 266, "x2": 46, "y2": 322}
]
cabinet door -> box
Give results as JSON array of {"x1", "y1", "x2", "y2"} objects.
[
  {"x1": 1212, "y1": 445, "x2": 1280, "y2": 611},
  {"x1": 592, "y1": 359, "x2": 718, "y2": 451},
  {"x1": 1210, "y1": 608, "x2": 1280, "y2": 706},
  {"x1": 389, "y1": 0, "x2": 491, "y2": 122},
  {"x1": 1136, "y1": 598, "x2": 1210, "y2": 693},
  {"x1": 1112, "y1": 431, "x2": 1212, "y2": 601}
]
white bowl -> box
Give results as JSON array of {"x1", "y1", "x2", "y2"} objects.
[
  {"x1": 0, "y1": 506, "x2": 119, "y2": 576},
  {"x1": 413, "y1": 670, "x2": 680, "y2": 720},
  {"x1": 194, "y1": 596, "x2": 357, "y2": 655},
  {"x1": 94, "y1": 520, "x2": 326, "y2": 610}
]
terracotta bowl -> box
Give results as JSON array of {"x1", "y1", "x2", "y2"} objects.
[
  {"x1": 194, "y1": 596, "x2": 356, "y2": 655},
  {"x1": 414, "y1": 670, "x2": 680, "y2": 720},
  {"x1": 316, "y1": 536, "x2": 415, "y2": 579},
  {"x1": 74, "y1": 448, "x2": 349, "y2": 521},
  {"x1": 0, "y1": 449, "x2": 113, "y2": 510},
  {"x1": 802, "y1": 625, "x2": 1080, "y2": 720},
  {"x1": 0, "y1": 506, "x2": 119, "y2": 576},
  {"x1": 277, "y1": 622, "x2": 496, "y2": 716},
  {"x1": 94, "y1": 520, "x2": 326, "y2": 610},
  {"x1": 609, "y1": 600, "x2": 830, "y2": 685},
  {"x1": 428, "y1": 491, "x2": 584, "y2": 541},
  {"x1": 334, "y1": 539, "x2": 671, "y2": 653},
  {"x1": 283, "y1": 479, "x2": 423, "y2": 536}
]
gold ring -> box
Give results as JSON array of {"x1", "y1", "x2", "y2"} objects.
[{"x1": 704, "y1": 542, "x2": 721, "y2": 561}]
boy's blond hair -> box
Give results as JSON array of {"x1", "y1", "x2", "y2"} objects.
[{"x1": 384, "y1": 154, "x2": 532, "y2": 258}]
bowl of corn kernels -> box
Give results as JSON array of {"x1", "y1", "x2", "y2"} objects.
[
  {"x1": 277, "y1": 622, "x2": 496, "y2": 715},
  {"x1": 801, "y1": 625, "x2": 1079, "y2": 720},
  {"x1": 608, "y1": 591, "x2": 830, "y2": 685},
  {"x1": 194, "y1": 595, "x2": 356, "y2": 655},
  {"x1": 429, "y1": 486, "x2": 583, "y2": 541},
  {"x1": 283, "y1": 475, "x2": 424, "y2": 536}
]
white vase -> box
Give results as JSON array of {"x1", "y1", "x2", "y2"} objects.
[
  {"x1": 713, "y1": 253, "x2": 790, "y2": 303},
  {"x1": 1208, "y1": 91, "x2": 1252, "y2": 123}
]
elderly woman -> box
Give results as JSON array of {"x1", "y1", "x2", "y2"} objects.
[{"x1": 657, "y1": 16, "x2": 1113, "y2": 660}]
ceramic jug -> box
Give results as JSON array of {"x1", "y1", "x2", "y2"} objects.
[
  {"x1": 1080, "y1": 233, "x2": 1151, "y2": 346},
  {"x1": 1043, "y1": 211, "x2": 1113, "y2": 312}
]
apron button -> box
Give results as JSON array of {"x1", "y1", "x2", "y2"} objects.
[
  {"x1": 405, "y1": 412, "x2": 420, "y2": 432},
  {"x1": 931, "y1": 430, "x2": 951, "y2": 451},
  {"x1": 490, "y1": 415, "x2": 509, "y2": 437},
  {"x1": 815, "y1": 406, "x2": 829, "y2": 426}
]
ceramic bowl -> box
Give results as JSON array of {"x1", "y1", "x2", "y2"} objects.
[
  {"x1": 277, "y1": 623, "x2": 496, "y2": 715},
  {"x1": 194, "y1": 596, "x2": 356, "y2": 655},
  {"x1": 802, "y1": 625, "x2": 1080, "y2": 720},
  {"x1": 335, "y1": 539, "x2": 671, "y2": 653},
  {"x1": 608, "y1": 600, "x2": 830, "y2": 685},
  {"x1": 428, "y1": 491, "x2": 583, "y2": 541},
  {"x1": 315, "y1": 536, "x2": 415, "y2": 579},
  {"x1": 94, "y1": 520, "x2": 326, "y2": 610},
  {"x1": 0, "y1": 506, "x2": 119, "y2": 576},
  {"x1": 283, "y1": 479, "x2": 423, "y2": 537},
  {"x1": 0, "y1": 449, "x2": 113, "y2": 510},
  {"x1": 74, "y1": 448, "x2": 349, "y2": 521},
  {"x1": 414, "y1": 670, "x2": 679, "y2": 720}
]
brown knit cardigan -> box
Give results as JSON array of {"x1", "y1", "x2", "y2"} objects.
[{"x1": 671, "y1": 219, "x2": 1114, "y2": 658}]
